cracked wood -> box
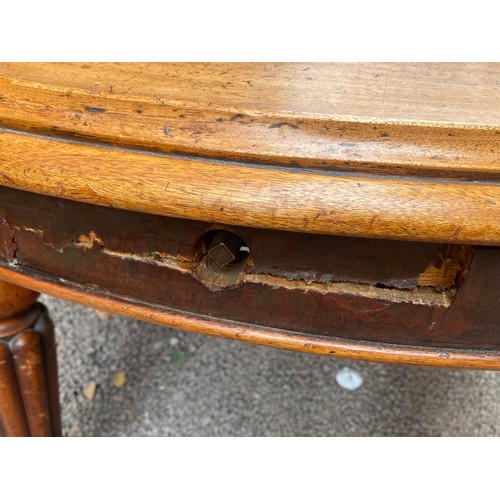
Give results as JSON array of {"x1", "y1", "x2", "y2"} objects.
[{"x1": 3, "y1": 185, "x2": 497, "y2": 354}]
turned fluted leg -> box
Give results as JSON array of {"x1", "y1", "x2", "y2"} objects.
[{"x1": 0, "y1": 280, "x2": 61, "y2": 437}]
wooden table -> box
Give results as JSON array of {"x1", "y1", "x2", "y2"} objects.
[{"x1": 0, "y1": 63, "x2": 499, "y2": 436}]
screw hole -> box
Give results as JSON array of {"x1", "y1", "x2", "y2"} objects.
[
  {"x1": 194, "y1": 230, "x2": 252, "y2": 289},
  {"x1": 203, "y1": 230, "x2": 250, "y2": 268}
]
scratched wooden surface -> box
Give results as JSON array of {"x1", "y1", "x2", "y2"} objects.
[
  {"x1": 2, "y1": 186, "x2": 500, "y2": 369},
  {"x1": 1, "y1": 129, "x2": 500, "y2": 245},
  {"x1": 0, "y1": 63, "x2": 500, "y2": 372},
  {"x1": 0, "y1": 186, "x2": 462, "y2": 347},
  {"x1": 0, "y1": 63, "x2": 499, "y2": 245},
  {"x1": 0, "y1": 63, "x2": 498, "y2": 177}
]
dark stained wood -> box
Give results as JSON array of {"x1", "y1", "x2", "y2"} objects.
[
  {"x1": 0, "y1": 185, "x2": 478, "y2": 350},
  {"x1": 1, "y1": 185, "x2": 500, "y2": 368},
  {"x1": 2, "y1": 265, "x2": 500, "y2": 370},
  {"x1": 0, "y1": 185, "x2": 463, "y2": 290},
  {"x1": 0, "y1": 218, "x2": 16, "y2": 262}
]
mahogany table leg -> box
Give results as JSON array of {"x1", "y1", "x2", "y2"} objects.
[{"x1": 0, "y1": 279, "x2": 61, "y2": 437}]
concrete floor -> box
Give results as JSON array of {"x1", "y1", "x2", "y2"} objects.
[{"x1": 44, "y1": 295, "x2": 500, "y2": 436}]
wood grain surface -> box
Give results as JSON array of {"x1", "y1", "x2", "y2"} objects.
[
  {"x1": 0, "y1": 279, "x2": 60, "y2": 436},
  {"x1": 0, "y1": 279, "x2": 38, "y2": 319},
  {"x1": 0, "y1": 342, "x2": 30, "y2": 436},
  {"x1": 0, "y1": 63, "x2": 499, "y2": 371},
  {"x1": 0, "y1": 63, "x2": 499, "y2": 244},
  {"x1": 11, "y1": 331, "x2": 52, "y2": 436},
  {"x1": 0, "y1": 63, "x2": 498, "y2": 177},
  {"x1": 0, "y1": 129, "x2": 500, "y2": 245}
]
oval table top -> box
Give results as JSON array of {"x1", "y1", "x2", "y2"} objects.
[{"x1": 0, "y1": 62, "x2": 499, "y2": 245}]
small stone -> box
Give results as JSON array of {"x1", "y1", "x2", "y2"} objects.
[
  {"x1": 83, "y1": 381, "x2": 97, "y2": 401},
  {"x1": 95, "y1": 309, "x2": 112, "y2": 320},
  {"x1": 169, "y1": 337, "x2": 179, "y2": 347},
  {"x1": 335, "y1": 367, "x2": 364, "y2": 391},
  {"x1": 152, "y1": 341, "x2": 163, "y2": 351}
]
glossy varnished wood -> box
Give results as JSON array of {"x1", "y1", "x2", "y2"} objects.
[
  {"x1": 0, "y1": 341, "x2": 30, "y2": 436},
  {"x1": 11, "y1": 331, "x2": 52, "y2": 436},
  {"x1": 0, "y1": 280, "x2": 38, "y2": 319},
  {"x1": 0, "y1": 279, "x2": 60, "y2": 437}
]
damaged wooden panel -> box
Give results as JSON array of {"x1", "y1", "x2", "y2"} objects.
[
  {"x1": 0, "y1": 186, "x2": 465, "y2": 291},
  {"x1": 417, "y1": 245, "x2": 470, "y2": 289},
  {"x1": 0, "y1": 218, "x2": 16, "y2": 262},
  {"x1": 1, "y1": 186, "x2": 494, "y2": 351}
]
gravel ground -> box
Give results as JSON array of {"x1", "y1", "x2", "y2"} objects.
[{"x1": 44, "y1": 294, "x2": 500, "y2": 437}]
